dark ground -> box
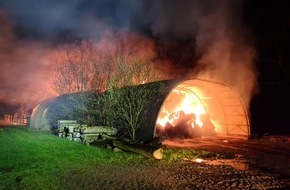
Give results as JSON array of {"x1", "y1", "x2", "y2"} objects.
[
  {"x1": 66, "y1": 136, "x2": 290, "y2": 190},
  {"x1": 163, "y1": 136, "x2": 290, "y2": 176}
]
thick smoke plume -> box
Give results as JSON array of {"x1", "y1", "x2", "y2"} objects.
[
  {"x1": 194, "y1": 1, "x2": 258, "y2": 108},
  {"x1": 0, "y1": 0, "x2": 258, "y2": 114},
  {"x1": 147, "y1": 0, "x2": 258, "y2": 108},
  {"x1": 0, "y1": 12, "x2": 56, "y2": 113}
]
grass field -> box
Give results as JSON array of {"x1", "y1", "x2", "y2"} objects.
[{"x1": 0, "y1": 126, "x2": 219, "y2": 190}]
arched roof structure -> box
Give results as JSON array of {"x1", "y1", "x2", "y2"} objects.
[
  {"x1": 155, "y1": 79, "x2": 250, "y2": 138},
  {"x1": 29, "y1": 93, "x2": 83, "y2": 131},
  {"x1": 29, "y1": 78, "x2": 250, "y2": 141},
  {"x1": 29, "y1": 97, "x2": 58, "y2": 130}
]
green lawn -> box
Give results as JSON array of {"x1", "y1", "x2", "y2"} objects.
[
  {"x1": 0, "y1": 127, "x2": 141, "y2": 189},
  {"x1": 0, "y1": 126, "x2": 223, "y2": 190}
]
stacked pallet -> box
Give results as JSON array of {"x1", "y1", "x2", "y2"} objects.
[{"x1": 57, "y1": 120, "x2": 117, "y2": 143}]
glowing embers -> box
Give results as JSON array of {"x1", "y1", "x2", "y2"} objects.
[{"x1": 156, "y1": 89, "x2": 216, "y2": 138}]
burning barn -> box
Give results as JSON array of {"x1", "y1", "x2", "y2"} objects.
[
  {"x1": 154, "y1": 79, "x2": 250, "y2": 139},
  {"x1": 29, "y1": 78, "x2": 250, "y2": 141}
]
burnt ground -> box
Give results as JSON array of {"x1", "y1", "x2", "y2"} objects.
[{"x1": 65, "y1": 136, "x2": 290, "y2": 190}]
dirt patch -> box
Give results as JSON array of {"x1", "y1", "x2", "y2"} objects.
[
  {"x1": 163, "y1": 137, "x2": 290, "y2": 176},
  {"x1": 66, "y1": 161, "x2": 290, "y2": 190},
  {"x1": 65, "y1": 137, "x2": 290, "y2": 190}
]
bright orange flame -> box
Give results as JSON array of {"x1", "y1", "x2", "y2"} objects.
[{"x1": 157, "y1": 89, "x2": 206, "y2": 128}]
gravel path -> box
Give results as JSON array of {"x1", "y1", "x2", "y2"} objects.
[
  {"x1": 164, "y1": 137, "x2": 290, "y2": 176},
  {"x1": 66, "y1": 138, "x2": 290, "y2": 190},
  {"x1": 67, "y1": 160, "x2": 290, "y2": 190}
]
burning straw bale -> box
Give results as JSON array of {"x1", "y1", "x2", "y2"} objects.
[{"x1": 156, "y1": 112, "x2": 216, "y2": 139}]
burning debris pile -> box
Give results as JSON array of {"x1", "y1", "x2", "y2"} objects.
[
  {"x1": 156, "y1": 111, "x2": 216, "y2": 139},
  {"x1": 155, "y1": 88, "x2": 216, "y2": 139}
]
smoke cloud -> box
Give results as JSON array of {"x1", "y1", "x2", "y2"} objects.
[
  {"x1": 146, "y1": 0, "x2": 258, "y2": 107},
  {"x1": 0, "y1": 0, "x2": 258, "y2": 113},
  {"x1": 0, "y1": 12, "x2": 56, "y2": 112},
  {"x1": 194, "y1": 1, "x2": 258, "y2": 108}
]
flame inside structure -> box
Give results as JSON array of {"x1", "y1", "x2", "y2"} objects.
[
  {"x1": 155, "y1": 86, "x2": 216, "y2": 138},
  {"x1": 157, "y1": 89, "x2": 206, "y2": 127},
  {"x1": 154, "y1": 79, "x2": 251, "y2": 139}
]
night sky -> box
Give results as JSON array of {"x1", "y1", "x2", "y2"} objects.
[
  {"x1": 0, "y1": 0, "x2": 289, "y2": 134},
  {"x1": 244, "y1": 1, "x2": 290, "y2": 135}
]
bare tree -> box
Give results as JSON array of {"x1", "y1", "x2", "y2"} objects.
[
  {"x1": 52, "y1": 41, "x2": 96, "y2": 95},
  {"x1": 51, "y1": 34, "x2": 165, "y2": 137},
  {"x1": 99, "y1": 55, "x2": 165, "y2": 141},
  {"x1": 51, "y1": 41, "x2": 97, "y2": 124}
]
